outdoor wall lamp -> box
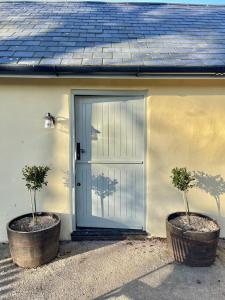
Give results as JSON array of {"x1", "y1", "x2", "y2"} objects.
[{"x1": 44, "y1": 113, "x2": 55, "y2": 129}]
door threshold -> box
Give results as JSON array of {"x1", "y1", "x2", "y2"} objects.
[{"x1": 71, "y1": 227, "x2": 148, "y2": 241}]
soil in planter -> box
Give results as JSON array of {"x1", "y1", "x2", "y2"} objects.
[
  {"x1": 10, "y1": 215, "x2": 57, "y2": 232},
  {"x1": 170, "y1": 215, "x2": 219, "y2": 232}
]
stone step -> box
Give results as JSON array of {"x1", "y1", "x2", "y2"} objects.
[{"x1": 71, "y1": 227, "x2": 148, "y2": 241}]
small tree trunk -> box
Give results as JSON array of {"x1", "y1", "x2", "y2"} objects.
[
  {"x1": 29, "y1": 189, "x2": 35, "y2": 225},
  {"x1": 34, "y1": 190, "x2": 37, "y2": 225},
  {"x1": 182, "y1": 190, "x2": 190, "y2": 225}
]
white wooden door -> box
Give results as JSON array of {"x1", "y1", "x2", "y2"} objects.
[{"x1": 75, "y1": 95, "x2": 145, "y2": 229}]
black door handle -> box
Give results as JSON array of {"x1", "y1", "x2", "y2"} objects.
[{"x1": 77, "y1": 143, "x2": 81, "y2": 160}]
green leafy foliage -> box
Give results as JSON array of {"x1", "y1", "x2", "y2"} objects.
[
  {"x1": 171, "y1": 167, "x2": 195, "y2": 225},
  {"x1": 171, "y1": 167, "x2": 195, "y2": 192},
  {"x1": 22, "y1": 165, "x2": 50, "y2": 191},
  {"x1": 22, "y1": 165, "x2": 50, "y2": 225}
]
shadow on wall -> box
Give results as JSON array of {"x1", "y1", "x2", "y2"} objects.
[
  {"x1": 55, "y1": 116, "x2": 69, "y2": 134},
  {"x1": 92, "y1": 173, "x2": 118, "y2": 218},
  {"x1": 63, "y1": 170, "x2": 72, "y2": 188},
  {"x1": 193, "y1": 171, "x2": 225, "y2": 222}
]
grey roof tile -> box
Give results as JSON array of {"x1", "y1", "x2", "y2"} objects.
[
  {"x1": 0, "y1": 57, "x2": 19, "y2": 64},
  {"x1": 13, "y1": 51, "x2": 34, "y2": 57},
  {"x1": 1, "y1": 2, "x2": 225, "y2": 67},
  {"x1": 93, "y1": 52, "x2": 112, "y2": 59},
  {"x1": 103, "y1": 58, "x2": 123, "y2": 65},
  {"x1": 0, "y1": 51, "x2": 14, "y2": 57},
  {"x1": 0, "y1": 46, "x2": 9, "y2": 51},
  {"x1": 73, "y1": 52, "x2": 93, "y2": 59},
  {"x1": 9, "y1": 46, "x2": 28, "y2": 51},
  {"x1": 39, "y1": 58, "x2": 62, "y2": 65},
  {"x1": 47, "y1": 46, "x2": 66, "y2": 52},
  {"x1": 61, "y1": 58, "x2": 82, "y2": 65},
  {"x1": 82, "y1": 58, "x2": 102, "y2": 65},
  {"x1": 33, "y1": 51, "x2": 54, "y2": 58},
  {"x1": 18, "y1": 58, "x2": 41, "y2": 65}
]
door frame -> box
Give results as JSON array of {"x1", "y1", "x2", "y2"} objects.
[{"x1": 70, "y1": 89, "x2": 148, "y2": 232}]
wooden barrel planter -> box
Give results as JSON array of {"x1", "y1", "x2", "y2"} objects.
[
  {"x1": 7, "y1": 212, "x2": 61, "y2": 268},
  {"x1": 166, "y1": 212, "x2": 220, "y2": 267}
]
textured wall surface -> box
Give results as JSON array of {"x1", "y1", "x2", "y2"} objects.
[{"x1": 0, "y1": 77, "x2": 225, "y2": 241}]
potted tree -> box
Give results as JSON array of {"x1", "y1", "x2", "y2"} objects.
[
  {"x1": 7, "y1": 165, "x2": 61, "y2": 268},
  {"x1": 167, "y1": 167, "x2": 220, "y2": 267}
]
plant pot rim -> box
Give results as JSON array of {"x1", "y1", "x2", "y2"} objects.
[
  {"x1": 7, "y1": 212, "x2": 60, "y2": 234},
  {"x1": 167, "y1": 211, "x2": 220, "y2": 234}
]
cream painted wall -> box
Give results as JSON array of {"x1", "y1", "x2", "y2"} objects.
[{"x1": 0, "y1": 77, "x2": 225, "y2": 241}]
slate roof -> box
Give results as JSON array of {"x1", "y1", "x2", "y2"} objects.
[{"x1": 0, "y1": 1, "x2": 225, "y2": 71}]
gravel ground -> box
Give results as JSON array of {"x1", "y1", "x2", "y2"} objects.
[
  {"x1": 10, "y1": 216, "x2": 57, "y2": 232},
  {"x1": 170, "y1": 215, "x2": 219, "y2": 232},
  {"x1": 1, "y1": 239, "x2": 225, "y2": 300}
]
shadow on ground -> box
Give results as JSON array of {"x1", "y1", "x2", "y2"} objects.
[
  {"x1": 58, "y1": 240, "x2": 117, "y2": 258},
  {"x1": 1, "y1": 240, "x2": 225, "y2": 299},
  {"x1": 96, "y1": 260, "x2": 225, "y2": 300},
  {"x1": 0, "y1": 244, "x2": 20, "y2": 299}
]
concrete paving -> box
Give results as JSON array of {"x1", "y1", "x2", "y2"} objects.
[{"x1": 1, "y1": 239, "x2": 225, "y2": 300}]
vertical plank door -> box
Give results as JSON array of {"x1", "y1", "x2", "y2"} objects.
[{"x1": 75, "y1": 95, "x2": 145, "y2": 229}]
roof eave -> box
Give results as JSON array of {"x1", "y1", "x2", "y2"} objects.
[{"x1": 0, "y1": 64, "x2": 225, "y2": 77}]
